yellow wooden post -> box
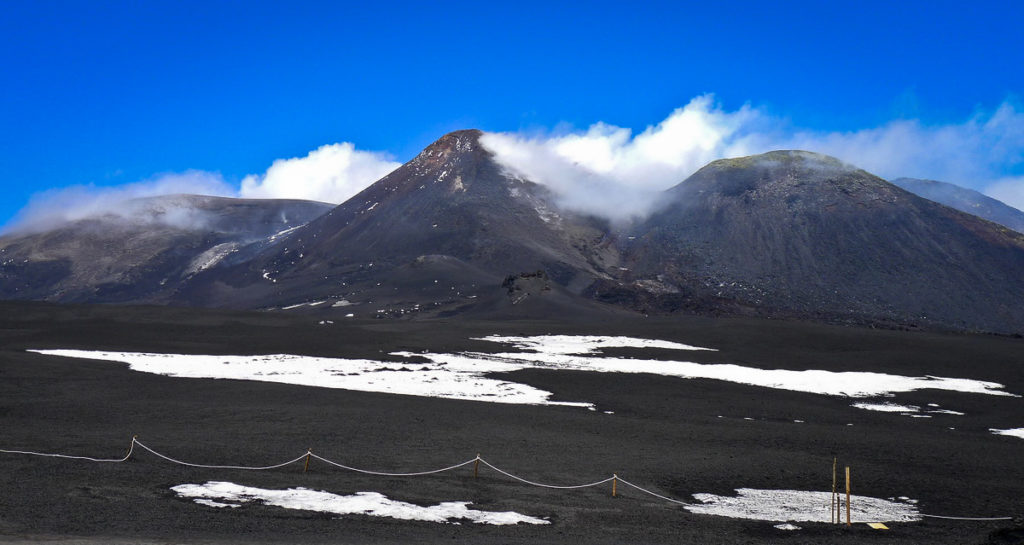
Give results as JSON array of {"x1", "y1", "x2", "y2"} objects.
[
  {"x1": 612, "y1": 474, "x2": 618, "y2": 497},
  {"x1": 304, "y1": 449, "x2": 311, "y2": 473},
  {"x1": 474, "y1": 454, "x2": 480, "y2": 478},
  {"x1": 845, "y1": 466, "x2": 851, "y2": 527}
]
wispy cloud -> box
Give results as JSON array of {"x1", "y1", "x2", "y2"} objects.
[
  {"x1": 3, "y1": 142, "x2": 401, "y2": 233},
  {"x1": 4, "y1": 170, "x2": 234, "y2": 233},
  {"x1": 481, "y1": 96, "x2": 765, "y2": 221},
  {"x1": 482, "y1": 95, "x2": 1024, "y2": 219},
  {"x1": 239, "y1": 142, "x2": 400, "y2": 203},
  {"x1": 7, "y1": 96, "x2": 1023, "y2": 234}
]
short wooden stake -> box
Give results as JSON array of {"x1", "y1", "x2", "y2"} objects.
[
  {"x1": 474, "y1": 454, "x2": 480, "y2": 478},
  {"x1": 845, "y1": 466, "x2": 851, "y2": 527},
  {"x1": 304, "y1": 449, "x2": 311, "y2": 473},
  {"x1": 612, "y1": 475, "x2": 618, "y2": 497},
  {"x1": 127, "y1": 435, "x2": 137, "y2": 460}
]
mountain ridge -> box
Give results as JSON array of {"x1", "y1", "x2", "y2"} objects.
[
  {"x1": 3, "y1": 132, "x2": 1024, "y2": 334},
  {"x1": 891, "y1": 177, "x2": 1024, "y2": 234}
]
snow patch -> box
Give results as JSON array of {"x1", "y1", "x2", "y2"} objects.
[
  {"x1": 29, "y1": 335, "x2": 1017, "y2": 408},
  {"x1": 184, "y1": 243, "x2": 237, "y2": 275},
  {"x1": 172, "y1": 481, "x2": 548, "y2": 525},
  {"x1": 475, "y1": 335, "x2": 715, "y2": 355},
  {"x1": 852, "y1": 402, "x2": 919, "y2": 413},
  {"x1": 774, "y1": 523, "x2": 801, "y2": 530},
  {"x1": 282, "y1": 300, "x2": 327, "y2": 310},
  {"x1": 268, "y1": 225, "x2": 302, "y2": 242},
  {"x1": 194, "y1": 498, "x2": 240, "y2": 508},
  {"x1": 927, "y1": 409, "x2": 965, "y2": 415},
  {"x1": 686, "y1": 489, "x2": 920, "y2": 523},
  {"x1": 990, "y1": 428, "x2": 1024, "y2": 439}
]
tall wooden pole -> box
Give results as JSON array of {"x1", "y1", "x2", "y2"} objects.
[{"x1": 845, "y1": 466, "x2": 851, "y2": 527}]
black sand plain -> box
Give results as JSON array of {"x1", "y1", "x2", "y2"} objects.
[{"x1": 1, "y1": 301, "x2": 1022, "y2": 544}]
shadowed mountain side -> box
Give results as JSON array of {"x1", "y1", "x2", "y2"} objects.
[
  {"x1": 891, "y1": 177, "x2": 1024, "y2": 234},
  {"x1": 612, "y1": 151, "x2": 1024, "y2": 333},
  {"x1": 178, "y1": 130, "x2": 622, "y2": 313},
  {"x1": 0, "y1": 195, "x2": 332, "y2": 304}
]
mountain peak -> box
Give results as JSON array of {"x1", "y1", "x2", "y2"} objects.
[
  {"x1": 667, "y1": 149, "x2": 889, "y2": 202},
  {"x1": 414, "y1": 129, "x2": 485, "y2": 161},
  {"x1": 704, "y1": 150, "x2": 858, "y2": 175}
]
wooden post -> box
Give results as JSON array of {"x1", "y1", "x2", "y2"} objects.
[
  {"x1": 612, "y1": 474, "x2": 617, "y2": 497},
  {"x1": 128, "y1": 435, "x2": 137, "y2": 460},
  {"x1": 474, "y1": 454, "x2": 480, "y2": 478},
  {"x1": 845, "y1": 466, "x2": 851, "y2": 527},
  {"x1": 832, "y1": 458, "x2": 837, "y2": 524},
  {"x1": 304, "y1": 449, "x2": 311, "y2": 473}
]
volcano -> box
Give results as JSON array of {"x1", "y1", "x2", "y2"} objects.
[
  {"x1": 0, "y1": 194, "x2": 332, "y2": 304},
  {"x1": 177, "y1": 130, "x2": 622, "y2": 315},
  {"x1": 612, "y1": 151, "x2": 1024, "y2": 332},
  {"x1": 4, "y1": 133, "x2": 1024, "y2": 334}
]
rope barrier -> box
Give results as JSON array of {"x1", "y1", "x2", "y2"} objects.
[
  {"x1": 132, "y1": 439, "x2": 308, "y2": 470},
  {"x1": 309, "y1": 452, "x2": 478, "y2": 476},
  {"x1": 1, "y1": 437, "x2": 1018, "y2": 523},
  {"x1": 0, "y1": 439, "x2": 134, "y2": 463},
  {"x1": 615, "y1": 476, "x2": 690, "y2": 506},
  {"x1": 478, "y1": 457, "x2": 615, "y2": 490},
  {"x1": 921, "y1": 514, "x2": 1015, "y2": 521}
]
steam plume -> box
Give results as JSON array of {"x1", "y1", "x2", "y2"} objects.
[{"x1": 481, "y1": 95, "x2": 1024, "y2": 218}]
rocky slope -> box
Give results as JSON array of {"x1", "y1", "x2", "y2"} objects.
[
  {"x1": 178, "y1": 130, "x2": 620, "y2": 314},
  {"x1": 0, "y1": 195, "x2": 332, "y2": 303},
  {"x1": 891, "y1": 177, "x2": 1024, "y2": 234},
  {"x1": 610, "y1": 151, "x2": 1024, "y2": 332}
]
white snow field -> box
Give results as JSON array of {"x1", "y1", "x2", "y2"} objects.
[
  {"x1": 172, "y1": 481, "x2": 548, "y2": 525},
  {"x1": 989, "y1": 428, "x2": 1024, "y2": 439},
  {"x1": 30, "y1": 335, "x2": 1016, "y2": 408},
  {"x1": 686, "y1": 488, "x2": 921, "y2": 523}
]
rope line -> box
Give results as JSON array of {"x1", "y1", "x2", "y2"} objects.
[
  {"x1": 0, "y1": 440, "x2": 134, "y2": 463},
  {"x1": 309, "y1": 452, "x2": 477, "y2": 476},
  {"x1": 615, "y1": 476, "x2": 690, "y2": 505},
  {"x1": 478, "y1": 458, "x2": 615, "y2": 489},
  {"x1": 133, "y1": 439, "x2": 307, "y2": 470},
  {"x1": 1, "y1": 438, "x2": 1017, "y2": 522},
  {"x1": 921, "y1": 514, "x2": 1015, "y2": 521}
]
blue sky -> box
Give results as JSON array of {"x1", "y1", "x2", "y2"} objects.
[{"x1": 3, "y1": 0, "x2": 1024, "y2": 229}]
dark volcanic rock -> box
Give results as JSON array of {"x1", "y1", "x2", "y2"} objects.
[
  {"x1": 620, "y1": 151, "x2": 1024, "y2": 333},
  {"x1": 0, "y1": 194, "x2": 332, "y2": 303},
  {"x1": 891, "y1": 177, "x2": 1024, "y2": 234},
  {"x1": 181, "y1": 130, "x2": 620, "y2": 313}
]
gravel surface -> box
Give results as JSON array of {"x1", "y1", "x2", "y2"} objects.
[{"x1": 1, "y1": 302, "x2": 1022, "y2": 544}]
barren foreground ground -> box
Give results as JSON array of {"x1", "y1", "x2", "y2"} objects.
[{"x1": 1, "y1": 301, "x2": 1022, "y2": 544}]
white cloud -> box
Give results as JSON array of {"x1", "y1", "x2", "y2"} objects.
[
  {"x1": 481, "y1": 96, "x2": 763, "y2": 221},
  {"x1": 4, "y1": 170, "x2": 234, "y2": 233},
  {"x1": 239, "y1": 142, "x2": 401, "y2": 203},
  {"x1": 8, "y1": 97, "x2": 1023, "y2": 233},
  {"x1": 481, "y1": 95, "x2": 1024, "y2": 220}
]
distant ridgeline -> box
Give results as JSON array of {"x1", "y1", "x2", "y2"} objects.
[{"x1": 2, "y1": 131, "x2": 1024, "y2": 335}]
